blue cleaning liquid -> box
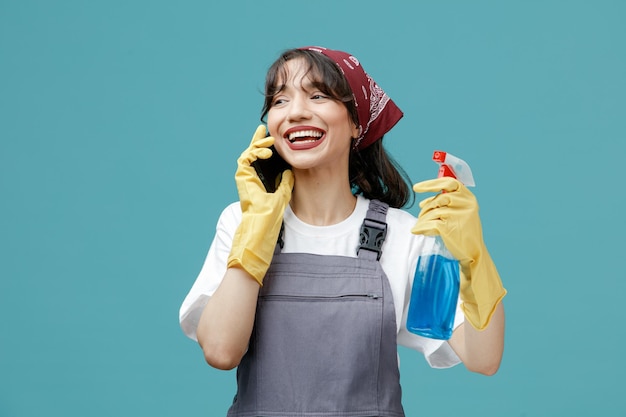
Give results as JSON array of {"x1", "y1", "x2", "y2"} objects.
[{"x1": 406, "y1": 253, "x2": 460, "y2": 340}]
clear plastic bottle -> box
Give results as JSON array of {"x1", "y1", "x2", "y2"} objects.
[
  {"x1": 406, "y1": 236, "x2": 460, "y2": 340},
  {"x1": 406, "y1": 151, "x2": 474, "y2": 340}
]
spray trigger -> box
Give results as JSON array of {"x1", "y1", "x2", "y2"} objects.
[{"x1": 432, "y1": 150, "x2": 475, "y2": 187}]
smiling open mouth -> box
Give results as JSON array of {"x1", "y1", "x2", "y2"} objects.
[{"x1": 287, "y1": 129, "x2": 324, "y2": 143}]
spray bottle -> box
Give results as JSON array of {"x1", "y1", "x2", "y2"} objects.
[{"x1": 406, "y1": 151, "x2": 476, "y2": 340}]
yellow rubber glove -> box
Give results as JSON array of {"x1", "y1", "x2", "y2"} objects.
[
  {"x1": 227, "y1": 125, "x2": 294, "y2": 285},
  {"x1": 411, "y1": 177, "x2": 506, "y2": 330}
]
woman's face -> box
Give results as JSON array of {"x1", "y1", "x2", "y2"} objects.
[{"x1": 267, "y1": 58, "x2": 359, "y2": 173}]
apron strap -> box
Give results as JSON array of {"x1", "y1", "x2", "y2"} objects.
[{"x1": 357, "y1": 199, "x2": 389, "y2": 261}]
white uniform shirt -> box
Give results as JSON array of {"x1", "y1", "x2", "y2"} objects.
[{"x1": 179, "y1": 195, "x2": 463, "y2": 368}]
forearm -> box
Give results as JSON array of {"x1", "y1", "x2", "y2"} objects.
[
  {"x1": 196, "y1": 267, "x2": 260, "y2": 370},
  {"x1": 449, "y1": 302, "x2": 505, "y2": 376}
]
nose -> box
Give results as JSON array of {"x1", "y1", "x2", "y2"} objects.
[{"x1": 287, "y1": 95, "x2": 312, "y2": 122}]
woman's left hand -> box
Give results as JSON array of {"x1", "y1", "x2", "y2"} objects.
[
  {"x1": 411, "y1": 177, "x2": 506, "y2": 330},
  {"x1": 411, "y1": 177, "x2": 481, "y2": 264}
]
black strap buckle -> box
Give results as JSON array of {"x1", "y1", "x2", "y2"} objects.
[{"x1": 358, "y1": 219, "x2": 387, "y2": 260}]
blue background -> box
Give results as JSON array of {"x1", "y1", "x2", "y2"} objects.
[{"x1": 1, "y1": 1, "x2": 624, "y2": 416}]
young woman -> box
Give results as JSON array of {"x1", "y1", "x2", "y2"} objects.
[{"x1": 180, "y1": 46, "x2": 506, "y2": 417}]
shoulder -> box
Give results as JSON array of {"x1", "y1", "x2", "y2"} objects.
[
  {"x1": 221, "y1": 201, "x2": 242, "y2": 218},
  {"x1": 376, "y1": 200, "x2": 432, "y2": 277},
  {"x1": 379, "y1": 201, "x2": 419, "y2": 244},
  {"x1": 386, "y1": 204, "x2": 418, "y2": 227},
  {"x1": 359, "y1": 196, "x2": 415, "y2": 220},
  {"x1": 216, "y1": 201, "x2": 242, "y2": 230},
  {"x1": 358, "y1": 197, "x2": 418, "y2": 241}
]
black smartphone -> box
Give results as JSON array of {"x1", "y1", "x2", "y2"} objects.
[{"x1": 252, "y1": 145, "x2": 290, "y2": 193}]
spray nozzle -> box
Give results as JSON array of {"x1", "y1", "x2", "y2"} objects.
[{"x1": 432, "y1": 150, "x2": 475, "y2": 187}]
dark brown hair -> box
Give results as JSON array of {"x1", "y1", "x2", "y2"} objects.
[{"x1": 261, "y1": 48, "x2": 413, "y2": 208}]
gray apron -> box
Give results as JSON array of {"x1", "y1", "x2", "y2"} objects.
[{"x1": 227, "y1": 200, "x2": 405, "y2": 417}]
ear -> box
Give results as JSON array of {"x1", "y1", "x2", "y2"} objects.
[{"x1": 351, "y1": 123, "x2": 361, "y2": 141}]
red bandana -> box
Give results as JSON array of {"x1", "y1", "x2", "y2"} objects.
[{"x1": 299, "y1": 46, "x2": 403, "y2": 150}]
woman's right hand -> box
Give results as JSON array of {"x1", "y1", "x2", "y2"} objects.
[{"x1": 227, "y1": 125, "x2": 294, "y2": 285}]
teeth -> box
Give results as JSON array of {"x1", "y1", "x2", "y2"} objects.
[{"x1": 288, "y1": 130, "x2": 323, "y2": 141}]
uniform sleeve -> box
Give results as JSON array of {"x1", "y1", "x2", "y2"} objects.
[
  {"x1": 397, "y1": 299, "x2": 464, "y2": 368},
  {"x1": 179, "y1": 202, "x2": 241, "y2": 341},
  {"x1": 387, "y1": 211, "x2": 464, "y2": 369}
]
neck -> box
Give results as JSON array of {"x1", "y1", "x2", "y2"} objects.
[{"x1": 290, "y1": 169, "x2": 357, "y2": 226}]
